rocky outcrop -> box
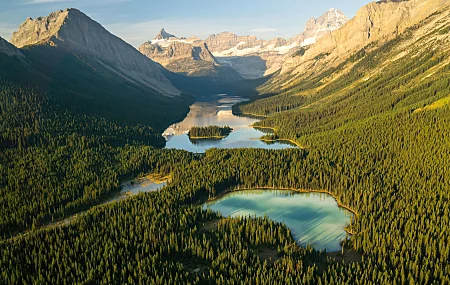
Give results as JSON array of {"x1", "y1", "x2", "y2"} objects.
[
  {"x1": 11, "y1": 9, "x2": 180, "y2": 96},
  {"x1": 140, "y1": 40, "x2": 215, "y2": 65},
  {"x1": 155, "y1": 28, "x2": 176, "y2": 40},
  {"x1": 139, "y1": 30, "x2": 242, "y2": 81},
  {"x1": 0, "y1": 37, "x2": 24, "y2": 57},
  {"x1": 295, "y1": 8, "x2": 348, "y2": 46}
]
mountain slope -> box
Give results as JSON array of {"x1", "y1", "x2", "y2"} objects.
[
  {"x1": 267, "y1": 0, "x2": 449, "y2": 89},
  {"x1": 11, "y1": 9, "x2": 180, "y2": 96}
]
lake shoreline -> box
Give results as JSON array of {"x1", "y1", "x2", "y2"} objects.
[{"x1": 207, "y1": 187, "x2": 359, "y2": 237}]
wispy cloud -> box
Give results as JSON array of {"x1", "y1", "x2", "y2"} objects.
[{"x1": 250, "y1": 28, "x2": 278, "y2": 33}]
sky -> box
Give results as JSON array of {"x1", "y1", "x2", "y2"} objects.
[{"x1": 0, "y1": 0, "x2": 373, "y2": 48}]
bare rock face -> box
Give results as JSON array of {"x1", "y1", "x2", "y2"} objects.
[
  {"x1": 296, "y1": 8, "x2": 349, "y2": 46},
  {"x1": 11, "y1": 9, "x2": 180, "y2": 96},
  {"x1": 205, "y1": 32, "x2": 266, "y2": 55},
  {"x1": 155, "y1": 28, "x2": 176, "y2": 40},
  {"x1": 139, "y1": 30, "x2": 242, "y2": 80},
  {"x1": 140, "y1": 39, "x2": 215, "y2": 65},
  {"x1": 280, "y1": 0, "x2": 449, "y2": 77},
  {"x1": 202, "y1": 9, "x2": 348, "y2": 79},
  {"x1": 0, "y1": 37, "x2": 24, "y2": 57}
]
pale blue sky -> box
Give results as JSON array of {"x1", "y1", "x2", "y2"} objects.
[{"x1": 0, "y1": 0, "x2": 373, "y2": 47}]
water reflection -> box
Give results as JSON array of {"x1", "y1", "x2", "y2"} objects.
[
  {"x1": 203, "y1": 190, "x2": 353, "y2": 252},
  {"x1": 163, "y1": 95, "x2": 296, "y2": 152}
]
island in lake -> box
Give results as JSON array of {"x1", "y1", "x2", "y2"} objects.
[{"x1": 188, "y1": 125, "x2": 233, "y2": 139}]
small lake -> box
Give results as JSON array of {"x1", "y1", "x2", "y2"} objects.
[
  {"x1": 106, "y1": 177, "x2": 168, "y2": 203},
  {"x1": 163, "y1": 94, "x2": 296, "y2": 152},
  {"x1": 203, "y1": 190, "x2": 353, "y2": 252}
]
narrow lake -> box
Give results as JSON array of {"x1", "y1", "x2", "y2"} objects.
[
  {"x1": 203, "y1": 190, "x2": 353, "y2": 252},
  {"x1": 163, "y1": 94, "x2": 296, "y2": 152}
]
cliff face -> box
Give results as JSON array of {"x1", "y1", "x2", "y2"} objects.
[
  {"x1": 201, "y1": 9, "x2": 348, "y2": 79},
  {"x1": 139, "y1": 30, "x2": 242, "y2": 81},
  {"x1": 11, "y1": 9, "x2": 180, "y2": 96},
  {"x1": 295, "y1": 8, "x2": 348, "y2": 46},
  {"x1": 140, "y1": 39, "x2": 216, "y2": 65},
  {"x1": 280, "y1": 0, "x2": 450, "y2": 77}
]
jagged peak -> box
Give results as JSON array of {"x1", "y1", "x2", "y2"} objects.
[
  {"x1": 155, "y1": 28, "x2": 176, "y2": 40},
  {"x1": 11, "y1": 8, "x2": 102, "y2": 48}
]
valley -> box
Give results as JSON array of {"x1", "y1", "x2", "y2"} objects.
[{"x1": 1, "y1": 0, "x2": 450, "y2": 284}]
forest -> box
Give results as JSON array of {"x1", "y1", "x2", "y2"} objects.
[
  {"x1": 1, "y1": 7, "x2": 450, "y2": 285},
  {"x1": 188, "y1": 126, "x2": 233, "y2": 139}
]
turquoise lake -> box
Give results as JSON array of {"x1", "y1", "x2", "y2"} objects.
[{"x1": 203, "y1": 190, "x2": 353, "y2": 252}]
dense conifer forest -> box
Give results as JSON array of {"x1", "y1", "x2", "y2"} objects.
[{"x1": 1, "y1": 6, "x2": 450, "y2": 285}]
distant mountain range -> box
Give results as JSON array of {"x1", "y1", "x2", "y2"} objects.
[{"x1": 139, "y1": 9, "x2": 349, "y2": 80}]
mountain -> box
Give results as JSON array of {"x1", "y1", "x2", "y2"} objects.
[
  {"x1": 11, "y1": 9, "x2": 180, "y2": 96},
  {"x1": 273, "y1": 0, "x2": 447, "y2": 85},
  {"x1": 237, "y1": 0, "x2": 450, "y2": 119},
  {"x1": 155, "y1": 28, "x2": 176, "y2": 40},
  {"x1": 6, "y1": 9, "x2": 193, "y2": 130},
  {"x1": 295, "y1": 8, "x2": 348, "y2": 46},
  {"x1": 139, "y1": 29, "x2": 242, "y2": 81},
  {"x1": 205, "y1": 9, "x2": 348, "y2": 79}
]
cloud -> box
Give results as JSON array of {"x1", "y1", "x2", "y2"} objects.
[{"x1": 250, "y1": 28, "x2": 278, "y2": 33}]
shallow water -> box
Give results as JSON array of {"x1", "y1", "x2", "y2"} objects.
[
  {"x1": 105, "y1": 178, "x2": 168, "y2": 203},
  {"x1": 163, "y1": 95, "x2": 295, "y2": 152},
  {"x1": 203, "y1": 190, "x2": 353, "y2": 252}
]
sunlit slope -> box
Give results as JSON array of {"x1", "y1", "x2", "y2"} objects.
[{"x1": 236, "y1": 7, "x2": 450, "y2": 139}]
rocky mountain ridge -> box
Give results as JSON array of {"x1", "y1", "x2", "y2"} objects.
[
  {"x1": 139, "y1": 30, "x2": 242, "y2": 80},
  {"x1": 11, "y1": 9, "x2": 180, "y2": 96},
  {"x1": 138, "y1": 9, "x2": 348, "y2": 80},
  {"x1": 268, "y1": 0, "x2": 450, "y2": 87},
  {"x1": 203, "y1": 8, "x2": 348, "y2": 79}
]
